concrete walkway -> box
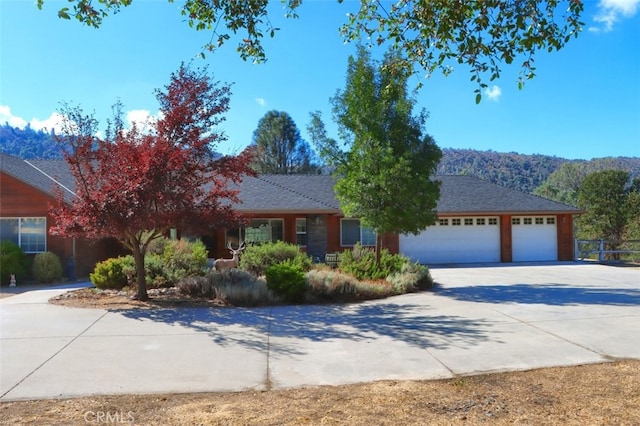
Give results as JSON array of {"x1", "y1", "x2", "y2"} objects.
[{"x1": 1, "y1": 262, "x2": 639, "y2": 401}]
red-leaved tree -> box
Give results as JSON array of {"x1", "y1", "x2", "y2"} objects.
[{"x1": 50, "y1": 64, "x2": 255, "y2": 300}]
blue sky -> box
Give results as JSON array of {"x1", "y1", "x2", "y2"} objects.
[{"x1": 1, "y1": 0, "x2": 639, "y2": 160}]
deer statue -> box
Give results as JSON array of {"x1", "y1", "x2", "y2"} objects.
[{"x1": 214, "y1": 241, "x2": 247, "y2": 271}]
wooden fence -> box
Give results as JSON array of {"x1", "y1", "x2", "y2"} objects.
[{"x1": 575, "y1": 239, "x2": 640, "y2": 262}]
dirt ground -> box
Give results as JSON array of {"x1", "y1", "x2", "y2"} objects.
[
  {"x1": 1, "y1": 285, "x2": 639, "y2": 425},
  {"x1": 1, "y1": 361, "x2": 638, "y2": 425}
]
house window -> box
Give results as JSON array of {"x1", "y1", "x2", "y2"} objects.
[
  {"x1": 464, "y1": 218, "x2": 474, "y2": 226},
  {"x1": 228, "y1": 219, "x2": 284, "y2": 245},
  {"x1": 296, "y1": 218, "x2": 307, "y2": 246},
  {"x1": 535, "y1": 217, "x2": 544, "y2": 225},
  {"x1": 341, "y1": 219, "x2": 376, "y2": 246},
  {"x1": 438, "y1": 218, "x2": 449, "y2": 226},
  {"x1": 452, "y1": 218, "x2": 461, "y2": 226},
  {"x1": 477, "y1": 218, "x2": 486, "y2": 225},
  {"x1": 488, "y1": 218, "x2": 498, "y2": 225},
  {"x1": 0, "y1": 217, "x2": 47, "y2": 253},
  {"x1": 523, "y1": 217, "x2": 533, "y2": 225},
  {"x1": 512, "y1": 218, "x2": 521, "y2": 225},
  {"x1": 547, "y1": 217, "x2": 556, "y2": 225}
]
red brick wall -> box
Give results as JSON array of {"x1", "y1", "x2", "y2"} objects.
[{"x1": 557, "y1": 214, "x2": 575, "y2": 261}]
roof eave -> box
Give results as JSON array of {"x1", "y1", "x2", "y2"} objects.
[
  {"x1": 238, "y1": 208, "x2": 342, "y2": 215},
  {"x1": 436, "y1": 210, "x2": 584, "y2": 216}
]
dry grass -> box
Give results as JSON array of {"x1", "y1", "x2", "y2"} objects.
[{"x1": 1, "y1": 360, "x2": 638, "y2": 425}]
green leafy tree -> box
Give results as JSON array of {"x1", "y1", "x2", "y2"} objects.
[
  {"x1": 534, "y1": 162, "x2": 588, "y2": 206},
  {"x1": 251, "y1": 110, "x2": 318, "y2": 174},
  {"x1": 37, "y1": 0, "x2": 584, "y2": 99},
  {"x1": 624, "y1": 178, "x2": 640, "y2": 241},
  {"x1": 325, "y1": 46, "x2": 441, "y2": 258},
  {"x1": 577, "y1": 170, "x2": 640, "y2": 257}
]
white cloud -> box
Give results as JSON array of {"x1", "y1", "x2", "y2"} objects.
[
  {"x1": 0, "y1": 105, "x2": 65, "y2": 132},
  {"x1": 590, "y1": 0, "x2": 640, "y2": 32},
  {"x1": 0, "y1": 105, "x2": 27, "y2": 128},
  {"x1": 484, "y1": 85, "x2": 502, "y2": 101},
  {"x1": 126, "y1": 109, "x2": 155, "y2": 129},
  {"x1": 255, "y1": 98, "x2": 266, "y2": 107},
  {"x1": 30, "y1": 112, "x2": 65, "y2": 132}
]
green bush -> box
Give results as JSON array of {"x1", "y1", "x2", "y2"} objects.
[
  {"x1": 338, "y1": 243, "x2": 408, "y2": 280},
  {"x1": 121, "y1": 238, "x2": 209, "y2": 289},
  {"x1": 143, "y1": 254, "x2": 169, "y2": 288},
  {"x1": 90, "y1": 257, "x2": 129, "y2": 290},
  {"x1": 0, "y1": 241, "x2": 30, "y2": 285},
  {"x1": 162, "y1": 239, "x2": 208, "y2": 283},
  {"x1": 239, "y1": 241, "x2": 312, "y2": 276},
  {"x1": 265, "y1": 260, "x2": 307, "y2": 303},
  {"x1": 32, "y1": 251, "x2": 63, "y2": 283}
]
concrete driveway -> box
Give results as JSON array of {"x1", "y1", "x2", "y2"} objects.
[{"x1": 1, "y1": 262, "x2": 639, "y2": 401}]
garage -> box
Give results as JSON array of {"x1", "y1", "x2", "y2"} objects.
[
  {"x1": 511, "y1": 216, "x2": 558, "y2": 261},
  {"x1": 400, "y1": 216, "x2": 501, "y2": 264}
]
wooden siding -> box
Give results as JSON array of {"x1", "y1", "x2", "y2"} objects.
[{"x1": 1, "y1": 173, "x2": 50, "y2": 216}]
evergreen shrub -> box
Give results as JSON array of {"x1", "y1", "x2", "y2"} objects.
[
  {"x1": 339, "y1": 243, "x2": 408, "y2": 280},
  {"x1": 0, "y1": 241, "x2": 30, "y2": 285},
  {"x1": 265, "y1": 260, "x2": 307, "y2": 303},
  {"x1": 239, "y1": 241, "x2": 312, "y2": 276},
  {"x1": 90, "y1": 257, "x2": 129, "y2": 290},
  {"x1": 32, "y1": 251, "x2": 63, "y2": 283}
]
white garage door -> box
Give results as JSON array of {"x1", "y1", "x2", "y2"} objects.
[
  {"x1": 400, "y1": 217, "x2": 501, "y2": 264},
  {"x1": 512, "y1": 216, "x2": 558, "y2": 261}
]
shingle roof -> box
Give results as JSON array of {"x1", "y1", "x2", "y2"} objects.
[
  {"x1": 1, "y1": 154, "x2": 581, "y2": 215},
  {"x1": 435, "y1": 175, "x2": 581, "y2": 214},
  {"x1": 0, "y1": 153, "x2": 75, "y2": 200},
  {"x1": 234, "y1": 175, "x2": 341, "y2": 213}
]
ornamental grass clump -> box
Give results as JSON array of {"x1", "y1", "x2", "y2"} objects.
[
  {"x1": 386, "y1": 262, "x2": 434, "y2": 294},
  {"x1": 305, "y1": 268, "x2": 359, "y2": 299},
  {"x1": 305, "y1": 268, "x2": 395, "y2": 301},
  {"x1": 176, "y1": 276, "x2": 212, "y2": 299},
  {"x1": 178, "y1": 270, "x2": 276, "y2": 306}
]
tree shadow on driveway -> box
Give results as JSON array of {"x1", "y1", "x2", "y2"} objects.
[
  {"x1": 114, "y1": 300, "x2": 499, "y2": 355},
  {"x1": 436, "y1": 283, "x2": 640, "y2": 306}
]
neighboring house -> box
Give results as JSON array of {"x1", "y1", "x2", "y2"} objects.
[
  {"x1": 1, "y1": 153, "x2": 582, "y2": 276},
  {"x1": 0, "y1": 153, "x2": 124, "y2": 278}
]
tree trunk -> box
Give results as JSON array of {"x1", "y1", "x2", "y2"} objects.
[
  {"x1": 131, "y1": 244, "x2": 148, "y2": 301},
  {"x1": 375, "y1": 233, "x2": 382, "y2": 265}
]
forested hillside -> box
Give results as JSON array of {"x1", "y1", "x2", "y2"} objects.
[
  {"x1": 0, "y1": 123, "x2": 62, "y2": 159},
  {"x1": 2, "y1": 123, "x2": 639, "y2": 194},
  {"x1": 437, "y1": 148, "x2": 640, "y2": 193}
]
